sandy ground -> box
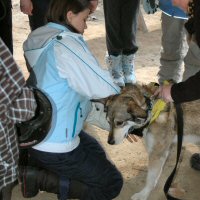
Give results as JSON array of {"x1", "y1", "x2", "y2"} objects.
[{"x1": 11, "y1": 1, "x2": 200, "y2": 200}]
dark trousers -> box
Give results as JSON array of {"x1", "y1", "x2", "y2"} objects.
[
  {"x1": 0, "y1": 0, "x2": 13, "y2": 53},
  {"x1": 103, "y1": 0, "x2": 140, "y2": 55},
  {"x1": 29, "y1": 131, "x2": 123, "y2": 200},
  {"x1": 28, "y1": 0, "x2": 51, "y2": 31},
  {"x1": 0, "y1": 181, "x2": 16, "y2": 200}
]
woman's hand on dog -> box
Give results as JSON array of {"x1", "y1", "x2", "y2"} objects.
[{"x1": 154, "y1": 84, "x2": 174, "y2": 103}]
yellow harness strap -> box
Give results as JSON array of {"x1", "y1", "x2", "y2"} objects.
[
  {"x1": 149, "y1": 81, "x2": 169, "y2": 125},
  {"x1": 149, "y1": 99, "x2": 166, "y2": 124}
]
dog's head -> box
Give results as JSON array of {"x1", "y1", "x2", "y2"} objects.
[{"x1": 95, "y1": 83, "x2": 156, "y2": 145}]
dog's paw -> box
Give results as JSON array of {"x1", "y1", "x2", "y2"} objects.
[{"x1": 131, "y1": 192, "x2": 147, "y2": 200}]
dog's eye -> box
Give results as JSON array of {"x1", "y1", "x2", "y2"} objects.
[
  {"x1": 135, "y1": 117, "x2": 146, "y2": 124},
  {"x1": 115, "y1": 120, "x2": 124, "y2": 127}
]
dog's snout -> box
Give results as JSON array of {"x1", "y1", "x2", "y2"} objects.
[{"x1": 108, "y1": 137, "x2": 115, "y2": 145}]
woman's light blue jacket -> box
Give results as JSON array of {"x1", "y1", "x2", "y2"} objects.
[{"x1": 23, "y1": 22, "x2": 120, "y2": 153}]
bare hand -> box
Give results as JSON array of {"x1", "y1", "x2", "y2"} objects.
[
  {"x1": 153, "y1": 84, "x2": 174, "y2": 103},
  {"x1": 172, "y1": 0, "x2": 190, "y2": 12},
  {"x1": 20, "y1": 0, "x2": 33, "y2": 16},
  {"x1": 89, "y1": 0, "x2": 98, "y2": 13}
]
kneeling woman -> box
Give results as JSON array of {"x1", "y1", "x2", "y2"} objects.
[{"x1": 23, "y1": 0, "x2": 123, "y2": 199}]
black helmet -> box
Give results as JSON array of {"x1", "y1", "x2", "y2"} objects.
[{"x1": 17, "y1": 88, "x2": 52, "y2": 149}]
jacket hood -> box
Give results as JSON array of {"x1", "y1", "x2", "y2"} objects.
[{"x1": 23, "y1": 23, "x2": 68, "y2": 67}]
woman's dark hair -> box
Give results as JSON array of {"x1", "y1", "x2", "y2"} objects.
[{"x1": 46, "y1": 0, "x2": 90, "y2": 25}]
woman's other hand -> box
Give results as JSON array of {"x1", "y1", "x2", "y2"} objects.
[
  {"x1": 89, "y1": 0, "x2": 98, "y2": 13},
  {"x1": 20, "y1": 0, "x2": 33, "y2": 16},
  {"x1": 172, "y1": 0, "x2": 190, "y2": 12}
]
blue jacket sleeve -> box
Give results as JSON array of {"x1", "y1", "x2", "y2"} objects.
[{"x1": 54, "y1": 35, "x2": 120, "y2": 99}]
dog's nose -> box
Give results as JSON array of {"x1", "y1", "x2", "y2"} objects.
[{"x1": 108, "y1": 138, "x2": 115, "y2": 145}]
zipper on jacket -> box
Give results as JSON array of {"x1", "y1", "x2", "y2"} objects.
[
  {"x1": 72, "y1": 102, "x2": 80, "y2": 138},
  {"x1": 80, "y1": 107, "x2": 83, "y2": 118}
]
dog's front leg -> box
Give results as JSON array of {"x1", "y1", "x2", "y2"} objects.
[{"x1": 131, "y1": 140, "x2": 170, "y2": 200}]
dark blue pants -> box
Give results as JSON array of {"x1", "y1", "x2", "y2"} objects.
[
  {"x1": 29, "y1": 131, "x2": 123, "y2": 200},
  {"x1": 103, "y1": 0, "x2": 140, "y2": 55},
  {"x1": 0, "y1": 0, "x2": 13, "y2": 53},
  {"x1": 28, "y1": 0, "x2": 51, "y2": 31}
]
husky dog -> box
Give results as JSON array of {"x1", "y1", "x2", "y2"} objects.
[{"x1": 95, "y1": 83, "x2": 200, "y2": 200}]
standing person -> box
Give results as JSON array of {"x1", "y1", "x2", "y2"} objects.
[
  {"x1": 0, "y1": 0, "x2": 13, "y2": 53},
  {"x1": 23, "y1": 0, "x2": 123, "y2": 200},
  {"x1": 103, "y1": 0, "x2": 140, "y2": 86},
  {"x1": 0, "y1": 38, "x2": 36, "y2": 200},
  {"x1": 20, "y1": 0, "x2": 51, "y2": 31},
  {"x1": 158, "y1": 0, "x2": 188, "y2": 84},
  {"x1": 158, "y1": 0, "x2": 200, "y2": 84},
  {"x1": 155, "y1": 0, "x2": 200, "y2": 171}
]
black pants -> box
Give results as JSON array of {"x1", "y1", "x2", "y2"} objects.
[
  {"x1": 0, "y1": 0, "x2": 13, "y2": 53},
  {"x1": 0, "y1": 181, "x2": 16, "y2": 200},
  {"x1": 29, "y1": 131, "x2": 123, "y2": 200},
  {"x1": 28, "y1": 0, "x2": 51, "y2": 31},
  {"x1": 103, "y1": 0, "x2": 140, "y2": 55}
]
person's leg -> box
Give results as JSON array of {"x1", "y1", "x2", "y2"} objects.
[
  {"x1": 158, "y1": 13, "x2": 188, "y2": 84},
  {"x1": 103, "y1": 0, "x2": 124, "y2": 86},
  {"x1": 0, "y1": 0, "x2": 13, "y2": 53},
  {"x1": 103, "y1": 0, "x2": 122, "y2": 55},
  {"x1": 28, "y1": 0, "x2": 51, "y2": 31},
  {"x1": 0, "y1": 181, "x2": 17, "y2": 200},
  {"x1": 29, "y1": 131, "x2": 123, "y2": 200},
  {"x1": 121, "y1": 0, "x2": 140, "y2": 84},
  {"x1": 68, "y1": 132, "x2": 123, "y2": 200},
  {"x1": 182, "y1": 40, "x2": 200, "y2": 80},
  {"x1": 19, "y1": 165, "x2": 88, "y2": 200},
  {"x1": 121, "y1": 0, "x2": 139, "y2": 54}
]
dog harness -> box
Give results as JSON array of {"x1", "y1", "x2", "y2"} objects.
[
  {"x1": 149, "y1": 98, "x2": 167, "y2": 124},
  {"x1": 129, "y1": 82, "x2": 168, "y2": 139},
  {"x1": 150, "y1": 80, "x2": 169, "y2": 124}
]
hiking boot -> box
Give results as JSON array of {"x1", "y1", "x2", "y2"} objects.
[
  {"x1": 190, "y1": 153, "x2": 200, "y2": 171},
  {"x1": 19, "y1": 166, "x2": 59, "y2": 198},
  {"x1": 122, "y1": 54, "x2": 136, "y2": 84},
  {"x1": 19, "y1": 166, "x2": 88, "y2": 199},
  {"x1": 105, "y1": 53, "x2": 125, "y2": 87}
]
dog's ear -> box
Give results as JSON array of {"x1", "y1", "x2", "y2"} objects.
[
  {"x1": 91, "y1": 97, "x2": 108, "y2": 105},
  {"x1": 127, "y1": 101, "x2": 147, "y2": 118},
  {"x1": 91, "y1": 94, "x2": 116, "y2": 106},
  {"x1": 105, "y1": 94, "x2": 118, "y2": 107},
  {"x1": 142, "y1": 82, "x2": 159, "y2": 96},
  {"x1": 91, "y1": 95, "x2": 118, "y2": 113}
]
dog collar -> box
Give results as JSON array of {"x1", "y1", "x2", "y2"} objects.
[{"x1": 144, "y1": 94, "x2": 153, "y2": 112}]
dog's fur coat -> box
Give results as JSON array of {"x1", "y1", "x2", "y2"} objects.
[{"x1": 96, "y1": 83, "x2": 200, "y2": 200}]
